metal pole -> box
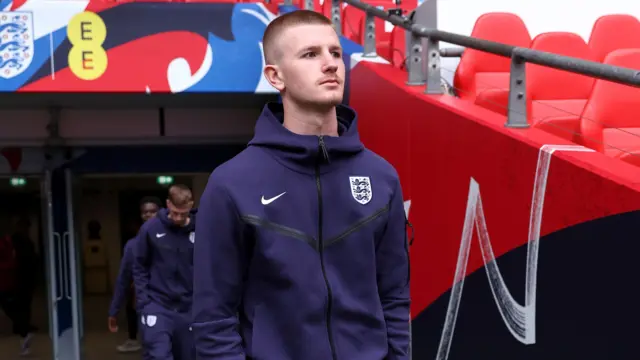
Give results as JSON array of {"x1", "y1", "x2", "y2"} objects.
[{"x1": 363, "y1": 13, "x2": 377, "y2": 57}]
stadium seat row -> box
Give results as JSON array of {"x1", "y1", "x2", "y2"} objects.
[
  {"x1": 452, "y1": 13, "x2": 640, "y2": 166},
  {"x1": 336, "y1": 8, "x2": 640, "y2": 166},
  {"x1": 335, "y1": 8, "x2": 640, "y2": 166}
]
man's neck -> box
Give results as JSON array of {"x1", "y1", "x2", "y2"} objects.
[{"x1": 282, "y1": 100, "x2": 339, "y2": 136}]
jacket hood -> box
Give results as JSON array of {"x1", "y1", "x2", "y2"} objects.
[
  {"x1": 248, "y1": 102, "x2": 364, "y2": 174},
  {"x1": 158, "y1": 208, "x2": 197, "y2": 233}
]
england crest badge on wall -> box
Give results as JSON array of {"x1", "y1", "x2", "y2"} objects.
[
  {"x1": 189, "y1": 231, "x2": 195, "y2": 243},
  {"x1": 350, "y1": 176, "x2": 372, "y2": 205},
  {"x1": 0, "y1": 12, "x2": 35, "y2": 79}
]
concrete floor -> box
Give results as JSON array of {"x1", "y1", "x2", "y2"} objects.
[{"x1": 0, "y1": 293, "x2": 143, "y2": 359}]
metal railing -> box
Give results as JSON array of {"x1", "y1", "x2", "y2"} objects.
[
  {"x1": 439, "y1": 47, "x2": 464, "y2": 58},
  {"x1": 295, "y1": 0, "x2": 640, "y2": 128}
]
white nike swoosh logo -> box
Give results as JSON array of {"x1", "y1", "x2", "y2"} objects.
[
  {"x1": 261, "y1": 192, "x2": 286, "y2": 205},
  {"x1": 156, "y1": 233, "x2": 166, "y2": 238}
]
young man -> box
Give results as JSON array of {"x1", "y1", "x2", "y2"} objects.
[
  {"x1": 192, "y1": 10, "x2": 411, "y2": 360},
  {"x1": 131, "y1": 185, "x2": 197, "y2": 360},
  {"x1": 108, "y1": 196, "x2": 161, "y2": 353}
]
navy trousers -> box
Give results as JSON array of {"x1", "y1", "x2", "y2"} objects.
[{"x1": 140, "y1": 302, "x2": 194, "y2": 360}]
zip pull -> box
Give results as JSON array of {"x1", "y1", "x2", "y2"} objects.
[{"x1": 318, "y1": 136, "x2": 330, "y2": 162}]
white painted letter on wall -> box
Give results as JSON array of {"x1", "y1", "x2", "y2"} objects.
[{"x1": 435, "y1": 145, "x2": 594, "y2": 360}]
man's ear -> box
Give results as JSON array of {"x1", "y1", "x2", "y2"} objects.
[{"x1": 264, "y1": 64, "x2": 285, "y2": 91}]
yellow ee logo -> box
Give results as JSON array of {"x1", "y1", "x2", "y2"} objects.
[{"x1": 67, "y1": 12, "x2": 108, "y2": 81}]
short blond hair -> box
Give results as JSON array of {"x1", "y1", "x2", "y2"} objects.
[
  {"x1": 262, "y1": 10, "x2": 333, "y2": 64},
  {"x1": 167, "y1": 184, "x2": 193, "y2": 207}
]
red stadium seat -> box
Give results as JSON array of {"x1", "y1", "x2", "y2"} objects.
[
  {"x1": 453, "y1": 12, "x2": 531, "y2": 115},
  {"x1": 588, "y1": 14, "x2": 640, "y2": 63},
  {"x1": 342, "y1": 5, "x2": 365, "y2": 43},
  {"x1": 372, "y1": 16, "x2": 392, "y2": 61},
  {"x1": 526, "y1": 32, "x2": 596, "y2": 142},
  {"x1": 580, "y1": 49, "x2": 640, "y2": 164}
]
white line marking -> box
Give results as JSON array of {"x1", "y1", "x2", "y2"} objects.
[{"x1": 435, "y1": 144, "x2": 594, "y2": 360}]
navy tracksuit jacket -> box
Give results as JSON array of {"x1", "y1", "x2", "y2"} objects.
[
  {"x1": 132, "y1": 208, "x2": 197, "y2": 360},
  {"x1": 108, "y1": 237, "x2": 135, "y2": 317},
  {"x1": 192, "y1": 102, "x2": 411, "y2": 360}
]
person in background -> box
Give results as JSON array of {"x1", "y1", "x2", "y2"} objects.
[
  {"x1": 10, "y1": 217, "x2": 37, "y2": 356},
  {"x1": 132, "y1": 185, "x2": 197, "y2": 360},
  {"x1": 108, "y1": 197, "x2": 161, "y2": 353}
]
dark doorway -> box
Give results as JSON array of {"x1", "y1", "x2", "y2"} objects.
[
  {"x1": 0, "y1": 190, "x2": 44, "y2": 285},
  {"x1": 117, "y1": 189, "x2": 167, "y2": 250}
]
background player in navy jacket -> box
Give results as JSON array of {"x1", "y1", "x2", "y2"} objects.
[
  {"x1": 108, "y1": 196, "x2": 160, "y2": 353},
  {"x1": 131, "y1": 185, "x2": 197, "y2": 360},
  {"x1": 192, "y1": 10, "x2": 411, "y2": 360}
]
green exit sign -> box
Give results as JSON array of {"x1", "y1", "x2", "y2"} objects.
[
  {"x1": 156, "y1": 175, "x2": 174, "y2": 185},
  {"x1": 10, "y1": 177, "x2": 26, "y2": 187}
]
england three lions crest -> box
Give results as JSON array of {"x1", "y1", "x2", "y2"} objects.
[
  {"x1": 0, "y1": 12, "x2": 34, "y2": 80},
  {"x1": 350, "y1": 176, "x2": 372, "y2": 205}
]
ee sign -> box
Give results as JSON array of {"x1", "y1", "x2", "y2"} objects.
[{"x1": 67, "y1": 11, "x2": 108, "y2": 81}]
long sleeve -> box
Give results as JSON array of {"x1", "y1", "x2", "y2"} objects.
[
  {"x1": 108, "y1": 240, "x2": 135, "y2": 317},
  {"x1": 131, "y1": 227, "x2": 152, "y2": 311},
  {"x1": 192, "y1": 179, "x2": 248, "y2": 360},
  {"x1": 377, "y1": 178, "x2": 411, "y2": 359}
]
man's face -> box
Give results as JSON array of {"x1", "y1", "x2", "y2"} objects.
[
  {"x1": 140, "y1": 203, "x2": 159, "y2": 222},
  {"x1": 268, "y1": 24, "x2": 345, "y2": 107},
  {"x1": 166, "y1": 200, "x2": 193, "y2": 227}
]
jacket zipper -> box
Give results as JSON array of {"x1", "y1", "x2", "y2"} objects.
[
  {"x1": 323, "y1": 204, "x2": 390, "y2": 248},
  {"x1": 241, "y1": 215, "x2": 317, "y2": 250},
  {"x1": 317, "y1": 136, "x2": 338, "y2": 360}
]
